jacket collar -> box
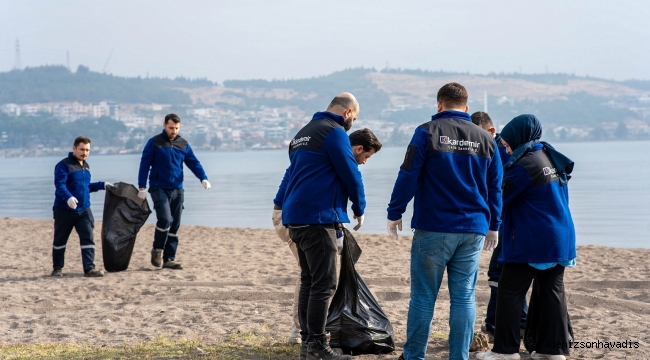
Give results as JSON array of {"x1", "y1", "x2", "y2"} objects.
[
  {"x1": 431, "y1": 110, "x2": 471, "y2": 122},
  {"x1": 161, "y1": 129, "x2": 182, "y2": 141},
  {"x1": 311, "y1": 111, "x2": 346, "y2": 127},
  {"x1": 68, "y1": 152, "x2": 85, "y2": 166}
]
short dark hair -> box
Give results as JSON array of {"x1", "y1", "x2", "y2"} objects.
[
  {"x1": 327, "y1": 95, "x2": 357, "y2": 111},
  {"x1": 471, "y1": 111, "x2": 494, "y2": 130},
  {"x1": 437, "y1": 82, "x2": 468, "y2": 109},
  {"x1": 73, "y1": 136, "x2": 91, "y2": 147},
  {"x1": 165, "y1": 113, "x2": 181, "y2": 124},
  {"x1": 349, "y1": 128, "x2": 382, "y2": 152}
]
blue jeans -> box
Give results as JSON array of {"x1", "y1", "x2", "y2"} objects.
[
  {"x1": 150, "y1": 187, "x2": 184, "y2": 261},
  {"x1": 403, "y1": 230, "x2": 484, "y2": 360}
]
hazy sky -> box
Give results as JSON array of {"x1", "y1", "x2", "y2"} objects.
[{"x1": 1, "y1": 0, "x2": 649, "y2": 82}]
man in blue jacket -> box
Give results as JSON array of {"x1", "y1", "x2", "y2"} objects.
[
  {"x1": 52, "y1": 136, "x2": 111, "y2": 278},
  {"x1": 138, "y1": 113, "x2": 210, "y2": 270},
  {"x1": 471, "y1": 111, "x2": 528, "y2": 342},
  {"x1": 273, "y1": 93, "x2": 364, "y2": 360},
  {"x1": 387, "y1": 83, "x2": 503, "y2": 360}
]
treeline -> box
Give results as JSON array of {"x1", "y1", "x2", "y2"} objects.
[
  {"x1": 0, "y1": 114, "x2": 127, "y2": 149},
  {"x1": 0, "y1": 65, "x2": 214, "y2": 105},
  {"x1": 223, "y1": 68, "x2": 391, "y2": 117}
]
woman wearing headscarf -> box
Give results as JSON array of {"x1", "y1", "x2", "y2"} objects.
[{"x1": 477, "y1": 114, "x2": 576, "y2": 360}]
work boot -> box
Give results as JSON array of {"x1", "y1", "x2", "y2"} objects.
[
  {"x1": 51, "y1": 268, "x2": 62, "y2": 277},
  {"x1": 163, "y1": 260, "x2": 183, "y2": 270},
  {"x1": 151, "y1": 249, "x2": 163, "y2": 267},
  {"x1": 306, "y1": 340, "x2": 352, "y2": 360},
  {"x1": 299, "y1": 342, "x2": 308, "y2": 360},
  {"x1": 84, "y1": 268, "x2": 104, "y2": 277}
]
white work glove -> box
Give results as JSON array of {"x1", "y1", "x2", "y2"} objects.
[
  {"x1": 138, "y1": 189, "x2": 147, "y2": 200},
  {"x1": 104, "y1": 182, "x2": 113, "y2": 189},
  {"x1": 484, "y1": 230, "x2": 498, "y2": 251},
  {"x1": 353, "y1": 214, "x2": 364, "y2": 231},
  {"x1": 272, "y1": 208, "x2": 291, "y2": 244},
  {"x1": 67, "y1": 197, "x2": 78, "y2": 209},
  {"x1": 202, "y1": 179, "x2": 211, "y2": 190},
  {"x1": 387, "y1": 218, "x2": 403, "y2": 240}
]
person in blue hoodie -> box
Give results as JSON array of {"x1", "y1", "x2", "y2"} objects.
[
  {"x1": 138, "y1": 113, "x2": 210, "y2": 270},
  {"x1": 273, "y1": 92, "x2": 364, "y2": 360},
  {"x1": 471, "y1": 111, "x2": 529, "y2": 342},
  {"x1": 477, "y1": 114, "x2": 575, "y2": 360},
  {"x1": 52, "y1": 136, "x2": 111, "y2": 278},
  {"x1": 387, "y1": 83, "x2": 503, "y2": 360}
]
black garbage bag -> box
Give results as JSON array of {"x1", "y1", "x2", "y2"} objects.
[
  {"x1": 523, "y1": 279, "x2": 574, "y2": 353},
  {"x1": 101, "y1": 182, "x2": 151, "y2": 272},
  {"x1": 326, "y1": 228, "x2": 395, "y2": 355}
]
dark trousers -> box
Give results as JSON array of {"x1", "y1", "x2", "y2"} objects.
[
  {"x1": 150, "y1": 187, "x2": 184, "y2": 261},
  {"x1": 52, "y1": 206, "x2": 96, "y2": 273},
  {"x1": 485, "y1": 233, "x2": 528, "y2": 333},
  {"x1": 289, "y1": 225, "x2": 338, "y2": 344},
  {"x1": 493, "y1": 263, "x2": 570, "y2": 356}
]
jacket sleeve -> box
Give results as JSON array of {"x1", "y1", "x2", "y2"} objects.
[
  {"x1": 322, "y1": 128, "x2": 366, "y2": 217},
  {"x1": 89, "y1": 181, "x2": 105, "y2": 193},
  {"x1": 502, "y1": 164, "x2": 532, "y2": 206},
  {"x1": 487, "y1": 140, "x2": 504, "y2": 231},
  {"x1": 138, "y1": 139, "x2": 155, "y2": 189},
  {"x1": 54, "y1": 162, "x2": 74, "y2": 201},
  {"x1": 387, "y1": 127, "x2": 428, "y2": 221},
  {"x1": 273, "y1": 165, "x2": 292, "y2": 208},
  {"x1": 183, "y1": 144, "x2": 208, "y2": 181}
]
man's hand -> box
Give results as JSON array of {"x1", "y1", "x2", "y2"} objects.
[
  {"x1": 272, "y1": 208, "x2": 291, "y2": 244},
  {"x1": 484, "y1": 230, "x2": 498, "y2": 251},
  {"x1": 387, "y1": 218, "x2": 402, "y2": 240},
  {"x1": 104, "y1": 182, "x2": 113, "y2": 189},
  {"x1": 202, "y1": 180, "x2": 211, "y2": 190},
  {"x1": 67, "y1": 197, "x2": 78, "y2": 209},
  {"x1": 138, "y1": 188, "x2": 147, "y2": 200},
  {"x1": 353, "y1": 214, "x2": 364, "y2": 231}
]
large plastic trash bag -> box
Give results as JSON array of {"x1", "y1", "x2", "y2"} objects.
[
  {"x1": 101, "y1": 182, "x2": 151, "y2": 272},
  {"x1": 326, "y1": 228, "x2": 396, "y2": 355}
]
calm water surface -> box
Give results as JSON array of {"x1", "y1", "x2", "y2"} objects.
[{"x1": 1, "y1": 141, "x2": 648, "y2": 248}]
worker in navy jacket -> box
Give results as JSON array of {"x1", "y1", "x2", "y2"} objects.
[
  {"x1": 137, "y1": 113, "x2": 210, "y2": 270},
  {"x1": 273, "y1": 93, "x2": 363, "y2": 360},
  {"x1": 52, "y1": 136, "x2": 111, "y2": 278},
  {"x1": 470, "y1": 111, "x2": 529, "y2": 341},
  {"x1": 478, "y1": 114, "x2": 575, "y2": 360},
  {"x1": 387, "y1": 83, "x2": 502, "y2": 360}
]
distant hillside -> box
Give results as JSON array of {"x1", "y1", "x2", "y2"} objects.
[{"x1": 0, "y1": 65, "x2": 213, "y2": 105}]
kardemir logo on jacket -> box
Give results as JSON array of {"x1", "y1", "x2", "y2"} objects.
[
  {"x1": 439, "y1": 136, "x2": 481, "y2": 151},
  {"x1": 290, "y1": 136, "x2": 311, "y2": 147}
]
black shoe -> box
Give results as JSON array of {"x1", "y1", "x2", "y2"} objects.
[
  {"x1": 300, "y1": 342, "x2": 308, "y2": 360},
  {"x1": 151, "y1": 249, "x2": 163, "y2": 267},
  {"x1": 307, "y1": 340, "x2": 352, "y2": 360},
  {"x1": 51, "y1": 268, "x2": 62, "y2": 277},
  {"x1": 84, "y1": 269, "x2": 104, "y2": 277},
  {"x1": 163, "y1": 260, "x2": 183, "y2": 270}
]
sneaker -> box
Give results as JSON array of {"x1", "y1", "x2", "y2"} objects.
[
  {"x1": 162, "y1": 260, "x2": 183, "y2": 270},
  {"x1": 476, "y1": 350, "x2": 521, "y2": 359},
  {"x1": 531, "y1": 352, "x2": 566, "y2": 360},
  {"x1": 51, "y1": 268, "x2": 63, "y2": 277},
  {"x1": 300, "y1": 342, "x2": 308, "y2": 360},
  {"x1": 84, "y1": 269, "x2": 104, "y2": 277},
  {"x1": 151, "y1": 249, "x2": 163, "y2": 267},
  {"x1": 307, "y1": 340, "x2": 351, "y2": 360},
  {"x1": 289, "y1": 325, "x2": 302, "y2": 344}
]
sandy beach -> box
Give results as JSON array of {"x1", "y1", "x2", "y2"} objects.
[{"x1": 1, "y1": 217, "x2": 649, "y2": 359}]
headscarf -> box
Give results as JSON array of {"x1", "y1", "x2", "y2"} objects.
[{"x1": 500, "y1": 114, "x2": 574, "y2": 185}]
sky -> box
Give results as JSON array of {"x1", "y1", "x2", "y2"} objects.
[{"x1": 1, "y1": 0, "x2": 649, "y2": 83}]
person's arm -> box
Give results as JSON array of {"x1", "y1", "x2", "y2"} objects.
[
  {"x1": 502, "y1": 164, "x2": 532, "y2": 206},
  {"x1": 54, "y1": 162, "x2": 74, "y2": 201},
  {"x1": 183, "y1": 143, "x2": 208, "y2": 181},
  {"x1": 273, "y1": 165, "x2": 292, "y2": 209},
  {"x1": 487, "y1": 140, "x2": 504, "y2": 231},
  {"x1": 138, "y1": 139, "x2": 155, "y2": 189},
  {"x1": 88, "y1": 181, "x2": 105, "y2": 192},
  {"x1": 387, "y1": 127, "x2": 428, "y2": 221},
  {"x1": 322, "y1": 128, "x2": 366, "y2": 217}
]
